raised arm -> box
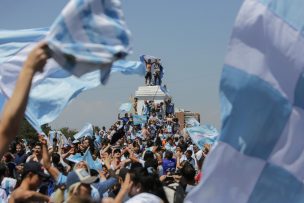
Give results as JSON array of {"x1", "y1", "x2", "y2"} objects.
[
  {"x1": 0, "y1": 42, "x2": 49, "y2": 158},
  {"x1": 39, "y1": 135, "x2": 60, "y2": 180}
]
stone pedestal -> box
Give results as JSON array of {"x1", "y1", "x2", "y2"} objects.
[{"x1": 135, "y1": 85, "x2": 170, "y2": 115}]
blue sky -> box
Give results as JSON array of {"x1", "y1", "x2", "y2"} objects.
[{"x1": 0, "y1": 0, "x2": 244, "y2": 130}]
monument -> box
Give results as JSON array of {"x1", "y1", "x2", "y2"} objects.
[
  {"x1": 135, "y1": 85, "x2": 170, "y2": 115},
  {"x1": 134, "y1": 55, "x2": 169, "y2": 115}
]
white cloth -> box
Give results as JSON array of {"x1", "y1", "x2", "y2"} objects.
[{"x1": 126, "y1": 193, "x2": 163, "y2": 203}]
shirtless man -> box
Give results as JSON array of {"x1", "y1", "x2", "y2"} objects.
[{"x1": 144, "y1": 59, "x2": 152, "y2": 85}]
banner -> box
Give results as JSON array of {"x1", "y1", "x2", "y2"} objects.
[{"x1": 133, "y1": 115, "x2": 147, "y2": 125}]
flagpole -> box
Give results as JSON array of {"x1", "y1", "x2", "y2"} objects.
[{"x1": 152, "y1": 85, "x2": 160, "y2": 101}]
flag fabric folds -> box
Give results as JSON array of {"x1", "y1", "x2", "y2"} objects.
[
  {"x1": 186, "y1": 0, "x2": 304, "y2": 202},
  {"x1": 73, "y1": 123, "x2": 93, "y2": 140},
  {"x1": 0, "y1": 0, "x2": 142, "y2": 131},
  {"x1": 185, "y1": 117, "x2": 200, "y2": 128},
  {"x1": 119, "y1": 102, "x2": 132, "y2": 113},
  {"x1": 186, "y1": 125, "x2": 218, "y2": 149},
  {"x1": 132, "y1": 115, "x2": 147, "y2": 125},
  {"x1": 47, "y1": 0, "x2": 131, "y2": 82},
  {"x1": 82, "y1": 148, "x2": 103, "y2": 171},
  {"x1": 0, "y1": 27, "x2": 144, "y2": 131},
  {"x1": 139, "y1": 55, "x2": 160, "y2": 64},
  {"x1": 66, "y1": 153, "x2": 83, "y2": 163}
]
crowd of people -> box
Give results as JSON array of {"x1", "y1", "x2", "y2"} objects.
[
  {"x1": 0, "y1": 43, "x2": 211, "y2": 203},
  {"x1": 0, "y1": 95, "x2": 210, "y2": 203}
]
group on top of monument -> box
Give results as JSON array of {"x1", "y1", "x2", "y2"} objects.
[{"x1": 141, "y1": 55, "x2": 164, "y2": 86}]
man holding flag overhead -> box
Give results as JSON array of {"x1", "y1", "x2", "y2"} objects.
[{"x1": 0, "y1": 42, "x2": 50, "y2": 159}]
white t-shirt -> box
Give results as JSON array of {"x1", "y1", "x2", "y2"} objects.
[
  {"x1": 126, "y1": 193, "x2": 163, "y2": 203},
  {"x1": 0, "y1": 187, "x2": 7, "y2": 203}
]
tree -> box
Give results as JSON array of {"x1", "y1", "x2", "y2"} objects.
[
  {"x1": 59, "y1": 127, "x2": 77, "y2": 138},
  {"x1": 17, "y1": 117, "x2": 37, "y2": 141},
  {"x1": 17, "y1": 117, "x2": 52, "y2": 141}
]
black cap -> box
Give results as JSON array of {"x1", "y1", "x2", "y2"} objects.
[{"x1": 23, "y1": 161, "x2": 48, "y2": 178}]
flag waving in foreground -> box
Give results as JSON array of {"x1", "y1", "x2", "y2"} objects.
[
  {"x1": 47, "y1": 0, "x2": 131, "y2": 81},
  {"x1": 0, "y1": 0, "x2": 145, "y2": 131},
  {"x1": 186, "y1": 0, "x2": 304, "y2": 202}
]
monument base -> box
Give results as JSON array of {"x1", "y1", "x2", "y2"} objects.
[{"x1": 135, "y1": 85, "x2": 170, "y2": 115}]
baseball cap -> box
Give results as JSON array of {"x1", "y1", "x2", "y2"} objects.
[
  {"x1": 66, "y1": 169, "x2": 98, "y2": 188},
  {"x1": 23, "y1": 161, "x2": 48, "y2": 178}
]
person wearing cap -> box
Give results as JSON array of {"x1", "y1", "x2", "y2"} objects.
[
  {"x1": 39, "y1": 136, "x2": 117, "y2": 201},
  {"x1": 65, "y1": 169, "x2": 98, "y2": 201},
  {"x1": 0, "y1": 42, "x2": 50, "y2": 159},
  {"x1": 8, "y1": 161, "x2": 50, "y2": 203}
]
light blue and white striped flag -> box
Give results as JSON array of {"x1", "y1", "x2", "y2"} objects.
[
  {"x1": 186, "y1": 125, "x2": 218, "y2": 149},
  {"x1": 74, "y1": 123, "x2": 93, "y2": 140},
  {"x1": 82, "y1": 148, "x2": 103, "y2": 171},
  {"x1": 186, "y1": 117, "x2": 200, "y2": 128},
  {"x1": 47, "y1": 0, "x2": 131, "y2": 82},
  {"x1": 119, "y1": 102, "x2": 132, "y2": 113},
  {"x1": 133, "y1": 114, "x2": 147, "y2": 125},
  {"x1": 139, "y1": 55, "x2": 160, "y2": 64},
  {"x1": 57, "y1": 131, "x2": 69, "y2": 145},
  {"x1": 0, "y1": 0, "x2": 145, "y2": 132},
  {"x1": 66, "y1": 153, "x2": 83, "y2": 163},
  {"x1": 186, "y1": 0, "x2": 304, "y2": 202}
]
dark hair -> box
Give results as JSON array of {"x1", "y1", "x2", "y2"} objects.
[
  {"x1": 181, "y1": 162, "x2": 196, "y2": 182},
  {"x1": 144, "y1": 158, "x2": 158, "y2": 170},
  {"x1": 0, "y1": 163, "x2": 7, "y2": 177},
  {"x1": 130, "y1": 167, "x2": 168, "y2": 203},
  {"x1": 130, "y1": 162, "x2": 143, "y2": 171},
  {"x1": 186, "y1": 150, "x2": 193, "y2": 156},
  {"x1": 113, "y1": 148, "x2": 121, "y2": 154},
  {"x1": 143, "y1": 151, "x2": 154, "y2": 161},
  {"x1": 52, "y1": 153, "x2": 61, "y2": 165},
  {"x1": 35, "y1": 143, "x2": 42, "y2": 148},
  {"x1": 146, "y1": 140, "x2": 153, "y2": 148},
  {"x1": 165, "y1": 150, "x2": 173, "y2": 159}
]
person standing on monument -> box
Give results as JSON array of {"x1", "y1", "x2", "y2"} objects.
[
  {"x1": 153, "y1": 59, "x2": 161, "y2": 86},
  {"x1": 133, "y1": 97, "x2": 138, "y2": 114},
  {"x1": 144, "y1": 59, "x2": 152, "y2": 85}
]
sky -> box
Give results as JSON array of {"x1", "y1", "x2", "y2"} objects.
[{"x1": 0, "y1": 0, "x2": 244, "y2": 131}]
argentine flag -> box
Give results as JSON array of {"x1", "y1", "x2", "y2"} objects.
[
  {"x1": 0, "y1": 0, "x2": 145, "y2": 131},
  {"x1": 186, "y1": 0, "x2": 304, "y2": 202},
  {"x1": 119, "y1": 102, "x2": 132, "y2": 113},
  {"x1": 73, "y1": 123, "x2": 93, "y2": 140},
  {"x1": 186, "y1": 125, "x2": 218, "y2": 149}
]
